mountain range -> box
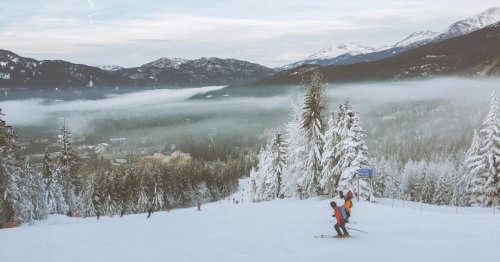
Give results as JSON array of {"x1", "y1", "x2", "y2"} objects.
[
  {"x1": 1, "y1": 7, "x2": 499, "y2": 90},
  {"x1": 250, "y1": 21, "x2": 500, "y2": 87},
  {"x1": 0, "y1": 52, "x2": 274, "y2": 89},
  {"x1": 277, "y1": 7, "x2": 500, "y2": 71}
]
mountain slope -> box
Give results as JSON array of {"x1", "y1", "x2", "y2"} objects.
[
  {"x1": 1, "y1": 179, "x2": 499, "y2": 262},
  {"x1": 0, "y1": 50, "x2": 274, "y2": 88},
  {"x1": 253, "y1": 22, "x2": 500, "y2": 86}
]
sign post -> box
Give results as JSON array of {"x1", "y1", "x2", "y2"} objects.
[{"x1": 356, "y1": 168, "x2": 374, "y2": 202}]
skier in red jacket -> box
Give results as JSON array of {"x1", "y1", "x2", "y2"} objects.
[{"x1": 330, "y1": 201, "x2": 349, "y2": 238}]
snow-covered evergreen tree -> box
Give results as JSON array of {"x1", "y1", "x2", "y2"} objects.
[
  {"x1": 298, "y1": 70, "x2": 327, "y2": 197},
  {"x1": 136, "y1": 173, "x2": 149, "y2": 212},
  {"x1": 0, "y1": 109, "x2": 36, "y2": 225},
  {"x1": 47, "y1": 165, "x2": 69, "y2": 215},
  {"x1": 469, "y1": 93, "x2": 500, "y2": 207},
  {"x1": 401, "y1": 160, "x2": 425, "y2": 201},
  {"x1": 249, "y1": 131, "x2": 287, "y2": 202},
  {"x1": 320, "y1": 111, "x2": 340, "y2": 196},
  {"x1": 82, "y1": 174, "x2": 97, "y2": 217},
  {"x1": 371, "y1": 157, "x2": 401, "y2": 198},
  {"x1": 58, "y1": 122, "x2": 82, "y2": 214},
  {"x1": 151, "y1": 181, "x2": 164, "y2": 211},
  {"x1": 460, "y1": 130, "x2": 482, "y2": 205},
  {"x1": 281, "y1": 98, "x2": 308, "y2": 198},
  {"x1": 419, "y1": 162, "x2": 435, "y2": 204},
  {"x1": 433, "y1": 161, "x2": 457, "y2": 205},
  {"x1": 32, "y1": 169, "x2": 49, "y2": 221},
  {"x1": 2, "y1": 150, "x2": 28, "y2": 224},
  {"x1": 335, "y1": 99, "x2": 372, "y2": 200}
]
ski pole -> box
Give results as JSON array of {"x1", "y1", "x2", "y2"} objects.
[{"x1": 345, "y1": 226, "x2": 368, "y2": 233}]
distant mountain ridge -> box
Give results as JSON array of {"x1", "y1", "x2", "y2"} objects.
[
  {"x1": 0, "y1": 51, "x2": 274, "y2": 89},
  {"x1": 115, "y1": 57, "x2": 274, "y2": 87},
  {"x1": 251, "y1": 22, "x2": 500, "y2": 86},
  {"x1": 277, "y1": 7, "x2": 500, "y2": 71}
]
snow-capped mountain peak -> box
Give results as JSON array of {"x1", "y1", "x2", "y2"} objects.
[
  {"x1": 439, "y1": 7, "x2": 500, "y2": 39},
  {"x1": 143, "y1": 57, "x2": 188, "y2": 69},
  {"x1": 392, "y1": 30, "x2": 440, "y2": 48},
  {"x1": 92, "y1": 65, "x2": 124, "y2": 71},
  {"x1": 306, "y1": 42, "x2": 376, "y2": 60}
]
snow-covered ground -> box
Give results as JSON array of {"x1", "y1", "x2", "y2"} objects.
[{"x1": 1, "y1": 179, "x2": 499, "y2": 262}]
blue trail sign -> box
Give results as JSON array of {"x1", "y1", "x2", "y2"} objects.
[{"x1": 357, "y1": 168, "x2": 373, "y2": 177}]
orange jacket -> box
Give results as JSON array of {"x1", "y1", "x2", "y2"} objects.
[
  {"x1": 343, "y1": 198, "x2": 352, "y2": 213},
  {"x1": 333, "y1": 206, "x2": 343, "y2": 225}
]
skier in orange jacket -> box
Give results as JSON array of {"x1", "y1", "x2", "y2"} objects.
[{"x1": 330, "y1": 201, "x2": 349, "y2": 237}]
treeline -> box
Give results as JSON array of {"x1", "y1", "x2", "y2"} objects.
[
  {"x1": 372, "y1": 93, "x2": 500, "y2": 207},
  {"x1": 79, "y1": 158, "x2": 248, "y2": 217},
  {"x1": 0, "y1": 109, "x2": 252, "y2": 227}
]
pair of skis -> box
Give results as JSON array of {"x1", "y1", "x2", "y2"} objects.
[
  {"x1": 314, "y1": 234, "x2": 352, "y2": 239},
  {"x1": 315, "y1": 226, "x2": 368, "y2": 239}
]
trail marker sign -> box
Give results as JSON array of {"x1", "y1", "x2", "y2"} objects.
[{"x1": 357, "y1": 168, "x2": 373, "y2": 177}]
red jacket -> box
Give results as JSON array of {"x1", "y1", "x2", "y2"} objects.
[{"x1": 333, "y1": 206, "x2": 343, "y2": 225}]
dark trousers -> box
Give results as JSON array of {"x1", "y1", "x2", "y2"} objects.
[{"x1": 334, "y1": 223, "x2": 349, "y2": 236}]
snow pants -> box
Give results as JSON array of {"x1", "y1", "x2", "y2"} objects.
[{"x1": 334, "y1": 223, "x2": 348, "y2": 236}]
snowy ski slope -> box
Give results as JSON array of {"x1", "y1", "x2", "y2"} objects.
[{"x1": 1, "y1": 179, "x2": 499, "y2": 262}]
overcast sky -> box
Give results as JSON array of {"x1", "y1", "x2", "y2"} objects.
[{"x1": 1, "y1": 0, "x2": 498, "y2": 67}]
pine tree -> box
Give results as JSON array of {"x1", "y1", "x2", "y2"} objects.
[
  {"x1": 136, "y1": 172, "x2": 149, "y2": 213},
  {"x1": 432, "y1": 161, "x2": 456, "y2": 205},
  {"x1": 320, "y1": 111, "x2": 340, "y2": 196},
  {"x1": 47, "y1": 165, "x2": 69, "y2": 215},
  {"x1": 420, "y1": 162, "x2": 435, "y2": 204},
  {"x1": 469, "y1": 93, "x2": 500, "y2": 207},
  {"x1": 2, "y1": 150, "x2": 26, "y2": 224},
  {"x1": 20, "y1": 159, "x2": 37, "y2": 222},
  {"x1": 82, "y1": 174, "x2": 97, "y2": 217},
  {"x1": 32, "y1": 170, "x2": 49, "y2": 221},
  {"x1": 371, "y1": 157, "x2": 401, "y2": 198},
  {"x1": 298, "y1": 70, "x2": 327, "y2": 197},
  {"x1": 249, "y1": 131, "x2": 287, "y2": 202},
  {"x1": 249, "y1": 145, "x2": 272, "y2": 202},
  {"x1": 461, "y1": 130, "x2": 482, "y2": 205},
  {"x1": 58, "y1": 122, "x2": 82, "y2": 214},
  {"x1": 401, "y1": 160, "x2": 425, "y2": 201},
  {"x1": 0, "y1": 109, "x2": 33, "y2": 225},
  {"x1": 281, "y1": 98, "x2": 308, "y2": 198},
  {"x1": 151, "y1": 181, "x2": 164, "y2": 211},
  {"x1": 335, "y1": 99, "x2": 372, "y2": 200}
]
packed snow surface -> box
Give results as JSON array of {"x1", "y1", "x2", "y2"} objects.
[{"x1": 1, "y1": 179, "x2": 499, "y2": 262}]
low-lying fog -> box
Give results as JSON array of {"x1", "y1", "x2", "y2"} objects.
[{"x1": 1, "y1": 77, "x2": 498, "y2": 160}]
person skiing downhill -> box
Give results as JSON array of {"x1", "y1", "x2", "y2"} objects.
[
  {"x1": 147, "y1": 207, "x2": 153, "y2": 219},
  {"x1": 343, "y1": 191, "x2": 353, "y2": 221},
  {"x1": 330, "y1": 201, "x2": 349, "y2": 238}
]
